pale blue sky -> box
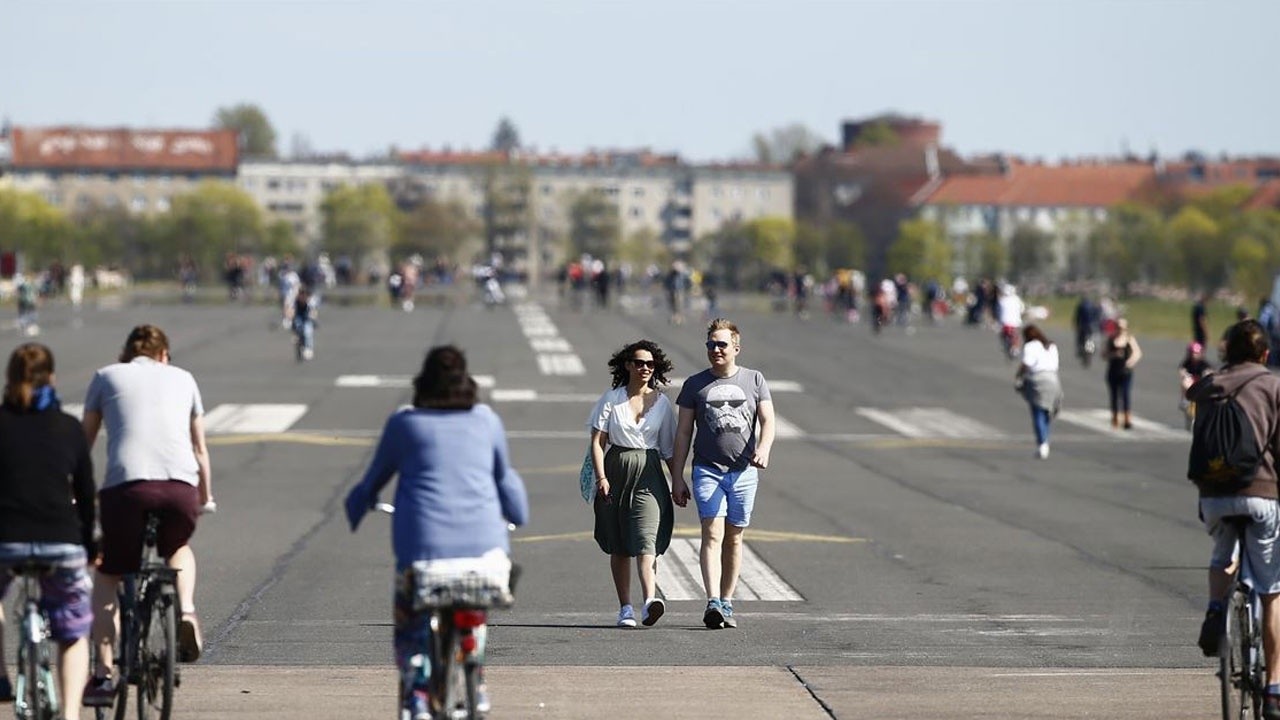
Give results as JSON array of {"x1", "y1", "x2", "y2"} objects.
[{"x1": 2, "y1": 0, "x2": 1275, "y2": 162}]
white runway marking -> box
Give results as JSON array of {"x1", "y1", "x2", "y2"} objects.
[
  {"x1": 772, "y1": 415, "x2": 804, "y2": 439},
  {"x1": 856, "y1": 407, "x2": 1006, "y2": 439},
  {"x1": 491, "y1": 389, "x2": 599, "y2": 403},
  {"x1": 668, "y1": 377, "x2": 803, "y2": 392},
  {"x1": 1056, "y1": 409, "x2": 1183, "y2": 439},
  {"x1": 514, "y1": 302, "x2": 585, "y2": 376},
  {"x1": 658, "y1": 539, "x2": 802, "y2": 602},
  {"x1": 336, "y1": 375, "x2": 494, "y2": 389},
  {"x1": 62, "y1": 403, "x2": 84, "y2": 420},
  {"x1": 203, "y1": 404, "x2": 308, "y2": 434}
]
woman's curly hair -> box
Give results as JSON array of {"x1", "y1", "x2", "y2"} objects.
[{"x1": 606, "y1": 339, "x2": 673, "y2": 389}]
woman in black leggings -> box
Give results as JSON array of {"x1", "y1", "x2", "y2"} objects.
[{"x1": 1103, "y1": 318, "x2": 1144, "y2": 428}]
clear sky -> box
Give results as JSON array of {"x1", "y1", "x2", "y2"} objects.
[{"x1": 2, "y1": 0, "x2": 1275, "y2": 163}]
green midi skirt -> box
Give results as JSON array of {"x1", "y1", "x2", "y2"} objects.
[{"x1": 593, "y1": 446, "x2": 674, "y2": 557}]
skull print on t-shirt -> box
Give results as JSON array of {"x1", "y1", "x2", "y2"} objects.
[{"x1": 677, "y1": 367, "x2": 772, "y2": 472}]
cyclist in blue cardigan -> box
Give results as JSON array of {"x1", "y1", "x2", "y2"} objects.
[{"x1": 345, "y1": 345, "x2": 528, "y2": 720}]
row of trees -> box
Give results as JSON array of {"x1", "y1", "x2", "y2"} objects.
[{"x1": 879, "y1": 186, "x2": 1280, "y2": 299}]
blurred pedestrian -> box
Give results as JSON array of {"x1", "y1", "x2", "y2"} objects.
[
  {"x1": 1015, "y1": 325, "x2": 1063, "y2": 459},
  {"x1": 1103, "y1": 318, "x2": 1144, "y2": 429}
]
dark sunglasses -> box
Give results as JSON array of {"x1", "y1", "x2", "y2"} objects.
[
  {"x1": 629, "y1": 359, "x2": 656, "y2": 369},
  {"x1": 705, "y1": 340, "x2": 732, "y2": 351}
]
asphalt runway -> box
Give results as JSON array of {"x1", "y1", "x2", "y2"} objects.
[{"x1": 0, "y1": 288, "x2": 1226, "y2": 718}]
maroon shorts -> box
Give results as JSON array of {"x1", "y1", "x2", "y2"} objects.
[{"x1": 99, "y1": 480, "x2": 200, "y2": 575}]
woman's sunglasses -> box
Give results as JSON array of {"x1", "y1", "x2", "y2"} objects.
[{"x1": 629, "y1": 359, "x2": 656, "y2": 369}]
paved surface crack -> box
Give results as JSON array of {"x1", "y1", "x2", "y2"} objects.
[{"x1": 788, "y1": 665, "x2": 838, "y2": 719}]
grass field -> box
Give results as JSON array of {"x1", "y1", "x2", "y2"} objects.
[{"x1": 1028, "y1": 296, "x2": 1246, "y2": 343}]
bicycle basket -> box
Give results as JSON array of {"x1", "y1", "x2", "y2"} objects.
[{"x1": 406, "y1": 555, "x2": 513, "y2": 611}]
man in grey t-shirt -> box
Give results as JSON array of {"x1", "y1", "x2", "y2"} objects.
[{"x1": 673, "y1": 318, "x2": 775, "y2": 630}]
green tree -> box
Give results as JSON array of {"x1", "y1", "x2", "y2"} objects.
[
  {"x1": 1007, "y1": 225, "x2": 1055, "y2": 283},
  {"x1": 750, "y1": 124, "x2": 825, "y2": 164},
  {"x1": 490, "y1": 117, "x2": 521, "y2": 154},
  {"x1": 213, "y1": 103, "x2": 278, "y2": 158},
  {"x1": 262, "y1": 219, "x2": 300, "y2": 258},
  {"x1": 320, "y1": 183, "x2": 399, "y2": 267},
  {"x1": 567, "y1": 190, "x2": 620, "y2": 259},
  {"x1": 744, "y1": 217, "x2": 796, "y2": 276},
  {"x1": 0, "y1": 189, "x2": 75, "y2": 266},
  {"x1": 824, "y1": 221, "x2": 867, "y2": 272},
  {"x1": 482, "y1": 163, "x2": 533, "y2": 263},
  {"x1": 396, "y1": 197, "x2": 477, "y2": 261},
  {"x1": 851, "y1": 120, "x2": 900, "y2": 148},
  {"x1": 616, "y1": 228, "x2": 669, "y2": 268},
  {"x1": 886, "y1": 218, "x2": 950, "y2": 284},
  {"x1": 152, "y1": 181, "x2": 268, "y2": 279},
  {"x1": 701, "y1": 222, "x2": 751, "y2": 290},
  {"x1": 72, "y1": 204, "x2": 152, "y2": 271},
  {"x1": 793, "y1": 222, "x2": 826, "y2": 275},
  {"x1": 1230, "y1": 234, "x2": 1271, "y2": 302},
  {"x1": 1166, "y1": 205, "x2": 1225, "y2": 291},
  {"x1": 1087, "y1": 203, "x2": 1165, "y2": 292}
]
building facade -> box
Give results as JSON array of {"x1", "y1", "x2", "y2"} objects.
[
  {"x1": 236, "y1": 160, "x2": 401, "y2": 243},
  {"x1": 4, "y1": 126, "x2": 238, "y2": 215}
]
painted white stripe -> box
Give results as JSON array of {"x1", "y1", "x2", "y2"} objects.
[
  {"x1": 660, "y1": 539, "x2": 706, "y2": 601},
  {"x1": 1057, "y1": 409, "x2": 1183, "y2": 439},
  {"x1": 530, "y1": 337, "x2": 572, "y2": 353},
  {"x1": 856, "y1": 407, "x2": 1004, "y2": 439},
  {"x1": 737, "y1": 543, "x2": 804, "y2": 601},
  {"x1": 537, "y1": 354, "x2": 585, "y2": 376},
  {"x1": 202, "y1": 404, "x2": 308, "y2": 434},
  {"x1": 491, "y1": 389, "x2": 538, "y2": 402},
  {"x1": 520, "y1": 323, "x2": 559, "y2": 338},
  {"x1": 62, "y1": 403, "x2": 84, "y2": 420},
  {"x1": 772, "y1": 414, "x2": 804, "y2": 439},
  {"x1": 658, "y1": 538, "x2": 800, "y2": 602},
  {"x1": 335, "y1": 375, "x2": 494, "y2": 389}
]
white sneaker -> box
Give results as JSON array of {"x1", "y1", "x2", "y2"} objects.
[
  {"x1": 642, "y1": 598, "x2": 665, "y2": 627},
  {"x1": 1036, "y1": 443, "x2": 1049, "y2": 459},
  {"x1": 616, "y1": 604, "x2": 637, "y2": 628}
]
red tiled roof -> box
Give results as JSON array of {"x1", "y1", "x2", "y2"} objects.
[
  {"x1": 11, "y1": 127, "x2": 238, "y2": 172},
  {"x1": 1244, "y1": 180, "x2": 1280, "y2": 211},
  {"x1": 922, "y1": 162, "x2": 1155, "y2": 207}
]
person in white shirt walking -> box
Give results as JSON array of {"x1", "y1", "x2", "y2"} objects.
[
  {"x1": 1016, "y1": 325, "x2": 1064, "y2": 459},
  {"x1": 587, "y1": 340, "x2": 687, "y2": 628}
]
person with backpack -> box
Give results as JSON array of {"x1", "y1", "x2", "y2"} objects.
[{"x1": 1188, "y1": 320, "x2": 1280, "y2": 718}]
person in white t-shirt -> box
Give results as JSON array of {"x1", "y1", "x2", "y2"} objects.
[
  {"x1": 1016, "y1": 324, "x2": 1064, "y2": 459},
  {"x1": 586, "y1": 340, "x2": 687, "y2": 629}
]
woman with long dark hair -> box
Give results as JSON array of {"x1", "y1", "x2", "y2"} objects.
[
  {"x1": 345, "y1": 345, "x2": 528, "y2": 719},
  {"x1": 0, "y1": 343, "x2": 95, "y2": 717},
  {"x1": 1016, "y1": 325, "x2": 1064, "y2": 459},
  {"x1": 587, "y1": 339, "x2": 686, "y2": 628}
]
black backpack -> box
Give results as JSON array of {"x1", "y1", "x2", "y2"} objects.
[{"x1": 1188, "y1": 373, "x2": 1267, "y2": 492}]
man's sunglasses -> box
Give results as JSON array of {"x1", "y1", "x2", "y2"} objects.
[
  {"x1": 705, "y1": 340, "x2": 732, "y2": 351},
  {"x1": 629, "y1": 359, "x2": 656, "y2": 369}
]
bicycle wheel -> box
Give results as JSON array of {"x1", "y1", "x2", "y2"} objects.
[
  {"x1": 1221, "y1": 588, "x2": 1252, "y2": 720},
  {"x1": 135, "y1": 584, "x2": 176, "y2": 720}
]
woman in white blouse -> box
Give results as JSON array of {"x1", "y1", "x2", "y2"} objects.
[
  {"x1": 1016, "y1": 324, "x2": 1064, "y2": 459},
  {"x1": 587, "y1": 340, "x2": 688, "y2": 628}
]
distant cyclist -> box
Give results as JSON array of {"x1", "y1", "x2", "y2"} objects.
[
  {"x1": 82, "y1": 325, "x2": 214, "y2": 705},
  {"x1": 292, "y1": 286, "x2": 318, "y2": 361},
  {"x1": 1189, "y1": 320, "x2": 1280, "y2": 718},
  {"x1": 0, "y1": 343, "x2": 96, "y2": 716},
  {"x1": 345, "y1": 345, "x2": 528, "y2": 720}
]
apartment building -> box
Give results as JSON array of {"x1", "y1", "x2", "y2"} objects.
[{"x1": 236, "y1": 159, "x2": 401, "y2": 243}]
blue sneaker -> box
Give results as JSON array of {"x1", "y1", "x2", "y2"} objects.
[
  {"x1": 721, "y1": 600, "x2": 738, "y2": 629},
  {"x1": 703, "y1": 599, "x2": 725, "y2": 629}
]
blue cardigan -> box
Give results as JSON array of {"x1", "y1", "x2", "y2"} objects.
[{"x1": 345, "y1": 405, "x2": 529, "y2": 569}]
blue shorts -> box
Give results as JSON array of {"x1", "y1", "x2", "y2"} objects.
[
  {"x1": 692, "y1": 465, "x2": 759, "y2": 527},
  {"x1": 1201, "y1": 496, "x2": 1280, "y2": 594},
  {"x1": 0, "y1": 542, "x2": 94, "y2": 643}
]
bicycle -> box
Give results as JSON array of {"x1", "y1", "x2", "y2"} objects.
[
  {"x1": 375, "y1": 504, "x2": 517, "y2": 720},
  {"x1": 1218, "y1": 517, "x2": 1267, "y2": 720},
  {"x1": 94, "y1": 512, "x2": 181, "y2": 720},
  {"x1": 10, "y1": 561, "x2": 59, "y2": 720}
]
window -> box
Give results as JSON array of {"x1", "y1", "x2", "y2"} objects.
[
  {"x1": 156, "y1": 196, "x2": 171, "y2": 212},
  {"x1": 103, "y1": 194, "x2": 119, "y2": 207},
  {"x1": 76, "y1": 195, "x2": 92, "y2": 211},
  {"x1": 130, "y1": 195, "x2": 147, "y2": 212},
  {"x1": 756, "y1": 188, "x2": 770, "y2": 200},
  {"x1": 540, "y1": 184, "x2": 553, "y2": 196},
  {"x1": 632, "y1": 187, "x2": 645, "y2": 198},
  {"x1": 629, "y1": 207, "x2": 643, "y2": 218},
  {"x1": 267, "y1": 179, "x2": 281, "y2": 190}
]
